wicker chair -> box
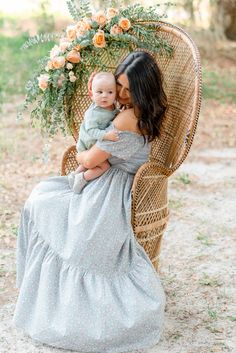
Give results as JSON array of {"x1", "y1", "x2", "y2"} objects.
[{"x1": 61, "y1": 21, "x2": 202, "y2": 271}]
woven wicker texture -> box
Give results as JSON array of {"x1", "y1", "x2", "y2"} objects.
[
  {"x1": 61, "y1": 22, "x2": 201, "y2": 270},
  {"x1": 61, "y1": 145, "x2": 78, "y2": 176}
]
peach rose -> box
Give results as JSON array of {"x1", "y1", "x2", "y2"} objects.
[
  {"x1": 66, "y1": 50, "x2": 81, "y2": 63},
  {"x1": 92, "y1": 11, "x2": 106, "y2": 26},
  {"x1": 106, "y1": 8, "x2": 119, "y2": 20},
  {"x1": 118, "y1": 17, "x2": 131, "y2": 31},
  {"x1": 45, "y1": 60, "x2": 54, "y2": 71},
  {"x1": 73, "y1": 44, "x2": 81, "y2": 51},
  {"x1": 46, "y1": 60, "x2": 54, "y2": 70},
  {"x1": 92, "y1": 30, "x2": 106, "y2": 48},
  {"x1": 76, "y1": 19, "x2": 91, "y2": 35},
  {"x1": 38, "y1": 74, "x2": 50, "y2": 91},
  {"x1": 110, "y1": 24, "x2": 123, "y2": 35},
  {"x1": 50, "y1": 45, "x2": 61, "y2": 59},
  {"x1": 51, "y1": 56, "x2": 66, "y2": 69},
  {"x1": 66, "y1": 25, "x2": 77, "y2": 41}
]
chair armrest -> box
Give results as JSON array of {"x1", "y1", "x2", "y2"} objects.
[{"x1": 61, "y1": 145, "x2": 78, "y2": 176}]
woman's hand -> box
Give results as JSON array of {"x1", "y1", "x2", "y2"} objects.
[
  {"x1": 87, "y1": 71, "x2": 97, "y2": 98},
  {"x1": 76, "y1": 145, "x2": 111, "y2": 169}
]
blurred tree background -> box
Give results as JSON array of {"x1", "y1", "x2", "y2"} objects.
[{"x1": 181, "y1": 0, "x2": 236, "y2": 40}]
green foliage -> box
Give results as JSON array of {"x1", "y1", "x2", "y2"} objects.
[
  {"x1": 0, "y1": 34, "x2": 55, "y2": 99},
  {"x1": 0, "y1": 13, "x2": 4, "y2": 29},
  {"x1": 35, "y1": 0, "x2": 55, "y2": 34},
  {"x1": 196, "y1": 231, "x2": 214, "y2": 246},
  {"x1": 177, "y1": 172, "x2": 191, "y2": 185},
  {"x1": 19, "y1": 0, "x2": 173, "y2": 139},
  {"x1": 168, "y1": 198, "x2": 184, "y2": 210},
  {"x1": 21, "y1": 33, "x2": 61, "y2": 50},
  {"x1": 228, "y1": 316, "x2": 236, "y2": 322},
  {"x1": 66, "y1": 0, "x2": 92, "y2": 21},
  {"x1": 203, "y1": 68, "x2": 236, "y2": 104},
  {"x1": 208, "y1": 307, "x2": 218, "y2": 321},
  {"x1": 199, "y1": 273, "x2": 222, "y2": 287},
  {"x1": 0, "y1": 264, "x2": 6, "y2": 278}
]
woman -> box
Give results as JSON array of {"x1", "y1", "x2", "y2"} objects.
[{"x1": 13, "y1": 51, "x2": 167, "y2": 353}]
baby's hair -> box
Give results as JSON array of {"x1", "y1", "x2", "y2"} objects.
[{"x1": 92, "y1": 72, "x2": 116, "y2": 85}]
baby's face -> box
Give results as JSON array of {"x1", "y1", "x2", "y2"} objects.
[{"x1": 91, "y1": 77, "x2": 116, "y2": 109}]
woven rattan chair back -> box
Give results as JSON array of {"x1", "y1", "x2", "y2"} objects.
[{"x1": 61, "y1": 21, "x2": 201, "y2": 270}]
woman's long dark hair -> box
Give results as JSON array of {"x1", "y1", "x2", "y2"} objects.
[{"x1": 115, "y1": 51, "x2": 168, "y2": 142}]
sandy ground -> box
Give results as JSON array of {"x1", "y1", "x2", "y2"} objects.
[{"x1": 0, "y1": 93, "x2": 236, "y2": 353}]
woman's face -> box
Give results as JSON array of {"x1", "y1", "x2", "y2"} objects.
[{"x1": 116, "y1": 73, "x2": 131, "y2": 106}]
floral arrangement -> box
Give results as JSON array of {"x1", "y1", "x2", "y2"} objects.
[{"x1": 18, "y1": 0, "x2": 173, "y2": 138}]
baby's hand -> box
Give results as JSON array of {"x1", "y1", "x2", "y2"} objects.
[{"x1": 104, "y1": 130, "x2": 119, "y2": 141}]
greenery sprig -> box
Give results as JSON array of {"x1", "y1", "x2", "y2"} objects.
[
  {"x1": 18, "y1": 0, "x2": 173, "y2": 139},
  {"x1": 66, "y1": 0, "x2": 92, "y2": 21},
  {"x1": 21, "y1": 33, "x2": 61, "y2": 50}
]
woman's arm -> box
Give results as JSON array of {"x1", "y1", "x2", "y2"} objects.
[
  {"x1": 76, "y1": 145, "x2": 111, "y2": 169},
  {"x1": 76, "y1": 109, "x2": 138, "y2": 169}
]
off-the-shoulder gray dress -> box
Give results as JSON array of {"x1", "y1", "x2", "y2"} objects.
[{"x1": 13, "y1": 126, "x2": 165, "y2": 353}]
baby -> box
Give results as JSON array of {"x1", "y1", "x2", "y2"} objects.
[{"x1": 68, "y1": 72, "x2": 119, "y2": 193}]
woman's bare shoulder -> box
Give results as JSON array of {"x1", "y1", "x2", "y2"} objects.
[{"x1": 113, "y1": 108, "x2": 140, "y2": 133}]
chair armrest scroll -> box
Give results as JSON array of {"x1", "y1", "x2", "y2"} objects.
[{"x1": 61, "y1": 145, "x2": 79, "y2": 176}]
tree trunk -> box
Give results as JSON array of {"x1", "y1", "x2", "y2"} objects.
[
  {"x1": 210, "y1": 0, "x2": 226, "y2": 38},
  {"x1": 224, "y1": 2, "x2": 236, "y2": 40},
  {"x1": 210, "y1": 0, "x2": 236, "y2": 40}
]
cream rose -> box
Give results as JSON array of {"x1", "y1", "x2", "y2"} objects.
[
  {"x1": 118, "y1": 17, "x2": 131, "y2": 31},
  {"x1": 110, "y1": 24, "x2": 123, "y2": 35},
  {"x1": 51, "y1": 56, "x2": 66, "y2": 69},
  {"x1": 59, "y1": 40, "x2": 71, "y2": 53},
  {"x1": 92, "y1": 12, "x2": 106, "y2": 26},
  {"x1": 60, "y1": 36, "x2": 69, "y2": 43},
  {"x1": 38, "y1": 74, "x2": 50, "y2": 91},
  {"x1": 66, "y1": 63, "x2": 73, "y2": 70},
  {"x1": 50, "y1": 45, "x2": 61, "y2": 59},
  {"x1": 66, "y1": 50, "x2": 81, "y2": 63},
  {"x1": 92, "y1": 30, "x2": 106, "y2": 48},
  {"x1": 106, "y1": 8, "x2": 119, "y2": 20},
  {"x1": 66, "y1": 25, "x2": 77, "y2": 41},
  {"x1": 69, "y1": 75, "x2": 77, "y2": 83}
]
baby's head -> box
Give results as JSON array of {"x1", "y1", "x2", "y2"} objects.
[{"x1": 91, "y1": 72, "x2": 116, "y2": 109}]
